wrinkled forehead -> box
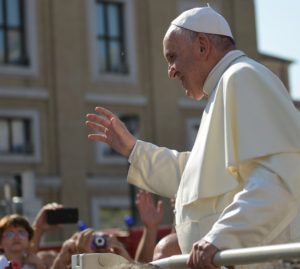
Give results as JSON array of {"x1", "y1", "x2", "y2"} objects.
[
  {"x1": 163, "y1": 25, "x2": 179, "y2": 44},
  {"x1": 163, "y1": 26, "x2": 182, "y2": 53}
]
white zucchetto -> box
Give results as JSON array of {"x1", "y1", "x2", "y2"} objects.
[{"x1": 171, "y1": 7, "x2": 233, "y2": 38}]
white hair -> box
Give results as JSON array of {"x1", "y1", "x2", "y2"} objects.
[
  {"x1": 165, "y1": 24, "x2": 198, "y2": 43},
  {"x1": 165, "y1": 24, "x2": 236, "y2": 52}
]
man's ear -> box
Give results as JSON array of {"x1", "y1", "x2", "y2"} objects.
[{"x1": 197, "y1": 33, "x2": 210, "y2": 57}]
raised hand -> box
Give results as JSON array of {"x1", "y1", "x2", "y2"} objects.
[
  {"x1": 86, "y1": 106, "x2": 137, "y2": 157},
  {"x1": 136, "y1": 190, "x2": 164, "y2": 230},
  {"x1": 32, "y1": 203, "x2": 64, "y2": 232},
  {"x1": 30, "y1": 203, "x2": 64, "y2": 253},
  {"x1": 74, "y1": 229, "x2": 94, "y2": 254},
  {"x1": 51, "y1": 229, "x2": 94, "y2": 269},
  {"x1": 134, "y1": 191, "x2": 164, "y2": 262}
]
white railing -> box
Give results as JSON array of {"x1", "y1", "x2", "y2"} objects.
[
  {"x1": 71, "y1": 243, "x2": 300, "y2": 269},
  {"x1": 151, "y1": 243, "x2": 300, "y2": 268}
]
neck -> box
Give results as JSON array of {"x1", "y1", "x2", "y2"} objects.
[{"x1": 211, "y1": 47, "x2": 235, "y2": 71}]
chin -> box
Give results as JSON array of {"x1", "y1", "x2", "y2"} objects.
[
  {"x1": 188, "y1": 87, "x2": 206, "y2": 100},
  {"x1": 185, "y1": 90, "x2": 193, "y2": 99},
  {"x1": 185, "y1": 90, "x2": 201, "y2": 100}
]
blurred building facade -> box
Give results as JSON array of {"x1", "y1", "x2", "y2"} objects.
[{"x1": 0, "y1": 0, "x2": 294, "y2": 242}]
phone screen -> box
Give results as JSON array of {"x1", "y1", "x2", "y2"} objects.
[{"x1": 46, "y1": 208, "x2": 79, "y2": 224}]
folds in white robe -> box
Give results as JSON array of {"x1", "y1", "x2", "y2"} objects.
[{"x1": 128, "y1": 50, "x2": 300, "y2": 265}]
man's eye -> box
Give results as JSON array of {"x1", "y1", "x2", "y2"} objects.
[{"x1": 168, "y1": 57, "x2": 176, "y2": 65}]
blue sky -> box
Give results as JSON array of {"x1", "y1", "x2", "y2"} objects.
[{"x1": 255, "y1": 0, "x2": 300, "y2": 100}]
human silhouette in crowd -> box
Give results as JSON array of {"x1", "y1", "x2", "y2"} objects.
[
  {"x1": 0, "y1": 202, "x2": 70, "y2": 269},
  {"x1": 0, "y1": 214, "x2": 44, "y2": 269},
  {"x1": 32, "y1": 203, "x2": 134, "y2": 268},
  {"x1": 0, "y1": 198, "x2": 182, "y2": 269},
  {"x1": 50, "y1": 228, "x2": 133, "y2": 269},
  {"x1": 31, "y1": 203, "x2": 64, "y2": 254},
  {"x1": 86, "y1": 5, "x2": 300, "y2": 269}
]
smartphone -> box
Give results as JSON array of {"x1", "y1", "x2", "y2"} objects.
[{"x1": 46, "y1": 208, "x2": 79, "y2": 224}]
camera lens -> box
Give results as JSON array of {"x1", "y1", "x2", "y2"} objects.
[{"x1": 92, "y1": 235, "x2": 107, "y2": 250}]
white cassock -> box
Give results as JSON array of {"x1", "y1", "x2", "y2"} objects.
[{"x1": 127, "y1": 50, "x2": 300, "y2": 268}]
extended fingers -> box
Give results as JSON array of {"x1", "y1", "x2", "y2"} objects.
[
  {"x1": 137, "y1": 191, "x2": 157, "y2": 213},
  {"x1": 43, "y1": 202, "x2": 63, "y2": 211},
  {"x1": 106, "y1": 234, "x2": 125, "y2": 253},
  {"x1": 145, "y1": 192, "x2": 154, "y2": 205},
  {"x1": 95, "y1": 106, "x2": 115, "y2": 121},
  {"x1": 188, "y1": 243, "x2": 201, "y2": 267},
  {"x1": 135, "y1": 190, "x2": 147, "y2": 206},
  {"x1": 85, "y1": 116, "x2": 110, "y2": 143},
  {"x1": 86, "y1": 114, "x2": 111, "y2": 130},
  {"x1": 156, "y1": 200, "x2": 164, "y2": 214},
  {"x1": 76, "y1": 229, "x2": 93, "y2": 253},
  {"x1": 86, "y1": 120, "x2": 108, "y2": 135}
]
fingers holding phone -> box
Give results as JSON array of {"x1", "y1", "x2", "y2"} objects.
[{"x1": 32, "y1": 203, "x2": 64, "y2": 232}]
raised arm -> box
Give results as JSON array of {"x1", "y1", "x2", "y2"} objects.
[
  {"x1": 31, "y1": 203, "x2": 64, "y2": 253},
  {"x1": 134, "y1": 190, "x2": 164, "y2": 262},
  {"x1": 86, "y1": 106, "x2": 137, "y2": 157}
]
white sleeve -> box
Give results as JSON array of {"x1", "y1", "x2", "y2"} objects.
[
  {"x1": 203, "y1": 165, "x2": 297, "y2": 249},
  {"x1": 128, "y1": 139, "x2": 139, "y2": 164},
  {"x1": 127, "y1": 140, "x2": 190, "y2": 198}
]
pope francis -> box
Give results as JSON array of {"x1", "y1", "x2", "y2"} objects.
[{"x1": 86, "y1": 6, "x2": 300, "y2": 269}]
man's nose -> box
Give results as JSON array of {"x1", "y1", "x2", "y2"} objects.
[{"x1": 168, "y1": 65, "x2": 177, "y2": 79}]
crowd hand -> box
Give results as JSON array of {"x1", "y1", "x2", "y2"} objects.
[
  {"x1": 74, "y1": 229, "x2": 94, "y2": 253},
  {"x1": 50, "y1": 230, "x2": 94, "y2": 269},
  {"x1": 32, "y1": 203, "x2": 64, "y2": 232},
  {"x1": 30, "y1": 203, "x2": 64, "y2": 254},
  {"x1": 86, "y1": 106, "x2": 137, "y2": 157},
  {"x1": 104, "y1": 234, "x2": 133, "y2": 262},
  {"x1": 187, "y1": 240, "x2": 219, "y2": 269},
  {"x1": 52, "y1": 236, "x2": 77, "y2": 268},
  {"x1": 23, "y1": 252, "x2": 45, "y2": 269},
  {"x1": 136, "y1": 190, "x2": 164, "y2": 230}
]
